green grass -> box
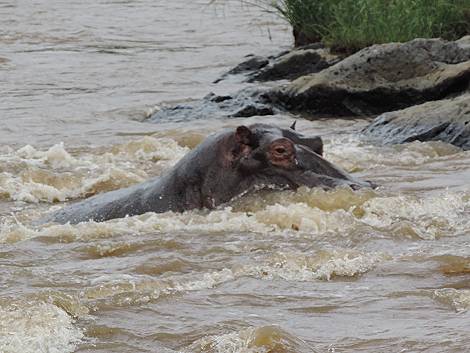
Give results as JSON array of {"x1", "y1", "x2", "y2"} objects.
[
  {"x1": 268, "y1": 0, "x2": 339, "y2": 44},
  {"x1": 266, "y1": 0, "x2": 470, "y2": 52}
]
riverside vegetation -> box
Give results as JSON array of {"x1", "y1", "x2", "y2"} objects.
[{"x1": 258, "y1": 0, "x2": 469, "y2": 51}]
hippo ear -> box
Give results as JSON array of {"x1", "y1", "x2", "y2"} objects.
[
  {"x1": 235, "y1": 125, "x2": 253, "y2": 145},
  {"x1": 290, "y1": 121, "x2": 297, "y2": 130}
]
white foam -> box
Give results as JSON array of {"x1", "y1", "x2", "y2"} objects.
[
  {"x1": 186, "y1": 328, "x2": 262, "y2": 353},
  {"x1": 2, "y1": 186, "x2": 468, "y2": 244},
  {"x1": 15, "y1": 143, "x2": 77, "y2": 169},
  {"x1": 74, "y1": 248, "x2": 384, "y2": 307},
  {"x1": 433, "y1": 288, "x2": 470, "y2": 312},
  {"x1": 0, "y1": 301, "x2": 83, "y2": 353},
  {"x1": 120, "y1": 136, "x2": 189, "y2": 162},
  {"x1": 1, "y1": 199, "x2": 359, "y2": 244},
  {"x1": 0, "y1": 136, "x2": 188, "y2": 204},
  {"x1": 0, "y1": 177, "x2": 67, "y2": 203},
  {"x1": 82, "y1": 268, "x2": 238, "y2": 306},
  {"x1": 360, "y1": 191, "x2": 468, "y2": 239},
  {"x1": 255, "y1": 202, "x2": 356, "y2": 233},
  {"x1": 325, "y1": 136, "x2": 461, "y2": 172},
  {"x1": 171, "y1": 268, "x2": 236, "y2": 291},
  {"x1": 247, "y1": 250, "x2": 386, "y2": 281},
  {"x1": 16, "y1": 144, "x2": 40, "y2": 159},
  {"x1": 185, "y1": 325, "x2": 316, "y2": 353},
  {"x1": 44, "y1": 143, "x2": 77, "y2": 169}
]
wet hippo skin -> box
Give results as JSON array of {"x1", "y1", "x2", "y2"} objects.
[{"x1": 43, "y1": 123, "x2": 372, "y2": 224}]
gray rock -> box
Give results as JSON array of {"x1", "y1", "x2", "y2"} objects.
[
  {"x1": 250, "y1": 48, "x2": 341, "y2": 82},
  {"x1": 148, "y1": 88, "x2": 275, "y2": 122},
  {"x1": 227, "y1": 55, "x2": 269, "y2": 74},
  {"x1": 270, "y1": 37, "x2": 470, "y2": 116},
  {"x1": 213, "y1": 55, "x2": 269, "y2": 83},
  {"x1": 363, "y1": 93, "x2": 470, "y2": 150},
  {"x1": 216, "y1": 46, "x2": 340, "y2": 83}
]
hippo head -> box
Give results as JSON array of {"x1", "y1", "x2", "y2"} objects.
[
  {"x1": 195, "y1": 123, "x2": 371, "y2": 209},
  {"x1": 238, "y1": 123, "x2": 370, "y2": 191}
]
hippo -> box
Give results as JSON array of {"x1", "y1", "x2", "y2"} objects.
[{"x1": 43, "y1": 123, "x2": 372, "y2": 224}]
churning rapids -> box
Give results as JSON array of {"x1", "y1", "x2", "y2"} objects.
[{"x1": 1, "y1": 1, "x2": 470, "y2": 353}]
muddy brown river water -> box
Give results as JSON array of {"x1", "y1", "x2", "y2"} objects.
[{"x1": 1, "y1": 1, "x2": 470, "y2": 352}]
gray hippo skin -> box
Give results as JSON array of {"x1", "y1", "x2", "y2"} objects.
[{"x1": 45, "y1": 123, "x2": 372, "y2": 224}]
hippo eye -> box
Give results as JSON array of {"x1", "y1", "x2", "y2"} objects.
[{"x1": 275, "y1": 147, "x2": 286, "y2": 154}]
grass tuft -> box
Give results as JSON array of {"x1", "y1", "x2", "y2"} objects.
[{"x1": 263, "y1": 0, "x2": 470, "y2": 51}]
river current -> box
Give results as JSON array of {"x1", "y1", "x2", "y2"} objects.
[{"x1": 1, "y1": 1, "x2": 470, "y2": 352}]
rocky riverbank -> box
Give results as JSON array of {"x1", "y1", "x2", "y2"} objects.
[{"x1": 149, "y1": 36, "x2": 470, "y2": 150}]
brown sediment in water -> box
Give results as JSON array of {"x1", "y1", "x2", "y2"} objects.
[
  {"x1": 1, "y1": 1, "x2": 470, "y2": 353},
  {"x1": 439, "y1": 258, "x2": 470, "y2": 276}
]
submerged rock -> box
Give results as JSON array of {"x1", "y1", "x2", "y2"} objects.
[
  {"x1": 270, "y1": 37, "x2": 470, "y2": 116},
  {"x1": 363, "y1": 93, "x2": 470, "y2": 150},
  {"x1": 148, "y1": 88, "x2": 275, "y2": 122}
]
